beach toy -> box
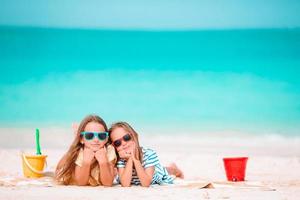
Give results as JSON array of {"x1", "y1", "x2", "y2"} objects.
[
  {"x1": 223, "y1": 157, "x2": 248, "y2": 182},
  {"x1": 21, "y1": 129, "x2": 47, "y2": 178},
  {"x1": 36, "y1": 128, "x2": 42, "y2": 155}
]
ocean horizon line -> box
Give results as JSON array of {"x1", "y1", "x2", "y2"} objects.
[{"x1": 1, "y1": 24, "x2": 300, "y2": 32}]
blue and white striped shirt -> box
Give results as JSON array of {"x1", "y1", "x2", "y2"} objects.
[{"x1": 116, "y1": 147, "x2": 174, "y2": 185}]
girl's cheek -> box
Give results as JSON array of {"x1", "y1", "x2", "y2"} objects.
[
  {"x1": 128, "y1": 142, "x2": 132, "y2": 148},
  {"x1": 117, "y1": 147, "x2": 122, "y2": 153},
  {"x1": 99, "y1": 142, "x2": 106, "y2": 148},
  {"x1": 99, "y1": 139, "x2": 107, "y2": 145},
  {"x1": 129, "y1": 141, "x2": 135, "y2": 147},
  {"x1": 117, "y1": 150, "x2": 125, "y2": 158}
]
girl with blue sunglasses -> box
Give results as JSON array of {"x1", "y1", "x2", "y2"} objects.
[{"x1": 55, "y1": 115, "x2": 116, "y2": 186}]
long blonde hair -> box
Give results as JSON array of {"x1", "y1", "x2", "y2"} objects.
[
  {"x1": 55, "y1": 114, "x2": 108, "y2": 185},
  {"x1": 109, "y1": 122, "x2": 143, "y2": 161}
]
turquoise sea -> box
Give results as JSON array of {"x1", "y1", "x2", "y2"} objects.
[{"x1": 0, "y1": 26, "x2": 300, "y2": 135}]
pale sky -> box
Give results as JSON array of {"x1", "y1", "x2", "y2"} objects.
[{"x1": 0, "y1": 0, "x2": 300, "y2": 29}]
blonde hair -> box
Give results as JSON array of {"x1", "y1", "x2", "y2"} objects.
[
  {"x1": 55, "y1": 114, "x2": 108, "y2": 185},
  {"x1": 109, "y1": 122, "x2": 143, "y2": 161}
]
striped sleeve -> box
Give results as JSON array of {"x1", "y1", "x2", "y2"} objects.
[
  {"x1": 143, "y1": 149, "x2": 160, "y2": 168},
  {"x1": 116, "y1": 159, "x2": 126, "y2": 168}
]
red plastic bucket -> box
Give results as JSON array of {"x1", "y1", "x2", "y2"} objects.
[{"x1": 223, "y1": 157, "x2": 248, "y2": 181}]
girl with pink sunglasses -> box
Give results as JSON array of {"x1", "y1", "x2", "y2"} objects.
[{"x1": 109, "y1": 121, "x2": 183, "y2": 187}]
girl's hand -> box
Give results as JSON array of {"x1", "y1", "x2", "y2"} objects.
[
  {"x1": 118, "y1": 149, "x2": 131, "y2": 160},
  {"x1": 130, "y1": 143, "x2": 139, "y2": 161},
  {"x1": 83, "y1": 147, "x2": 95, "y2": 164},
  {"x1": 95, "y1": 147, "x2": 108, "y2": 164}
]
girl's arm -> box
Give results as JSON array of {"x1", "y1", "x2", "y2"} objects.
[
  {"x1": 132, "y1": 158, "x2": 154, "y2": 187},
  {"x1": 74, "y1": 148, "x2": 94, "y2": 186},
  {"x1": 95, "y1": 148, "x2": 114, "y2": 186},
  {"x1": 118, "y1": 157, "x2": 134, "y2": 187},
  {"x1": 131, "y1": 146, "x2": 154, "y2": 187},
  {"x1": 99, "y1": 162, "x2": 114, "y2": 186},
  {"x1": 74, "y1": 162, "x2": 92, "y2": 185}
]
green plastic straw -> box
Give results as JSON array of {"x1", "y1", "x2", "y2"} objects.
[{"x1": 36, "y1": 128, "x2": 42, "y2": 155}]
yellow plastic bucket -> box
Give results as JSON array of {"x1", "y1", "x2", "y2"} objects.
[{"x1": 22, "y1": 154, "x2": 47, "y2": 178}]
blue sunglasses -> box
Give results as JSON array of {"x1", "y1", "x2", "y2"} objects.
[{"x1": 80, "y1": 132, "x2": 108, "y2": 141}]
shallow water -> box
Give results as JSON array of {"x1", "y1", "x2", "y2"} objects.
[{"x1": 0, "y1": 26, "x2": 299, "y2": 136}]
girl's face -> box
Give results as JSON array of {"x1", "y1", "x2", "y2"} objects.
[
  {"x1": 81, "y1": 121, "x2": 108, "y2": 152},
  {"x1": 110, "y1": 127, "x2": 135, "y2": 157}
]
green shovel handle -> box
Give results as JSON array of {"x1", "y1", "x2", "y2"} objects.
[{"x1": 36, "y1": 129, "x2": 42, "y2": 155}]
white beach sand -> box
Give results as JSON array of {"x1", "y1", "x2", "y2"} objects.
[{"x1": 0, "y1": 127, "x2": 300, "y2": 199}]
